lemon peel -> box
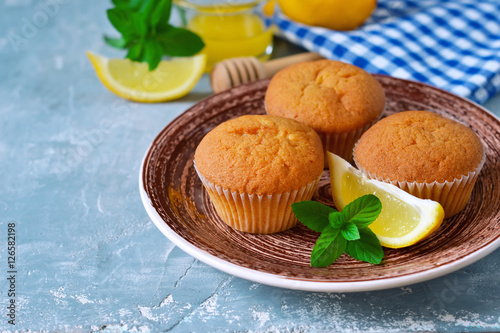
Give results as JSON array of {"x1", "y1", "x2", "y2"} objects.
[{"x1": 277, "y1": 0, "x2": 376, "y2": 31}]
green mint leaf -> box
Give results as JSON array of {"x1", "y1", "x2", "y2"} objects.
[
  {"x1": 126, "y1": 41, "x2": 144, "y2": 62},
  {"x1": 151, "y1": 0, "x2": 172, "y2": 29},
  {"x1": 157, "y1": 27, "x2": 205, "y2": 57},
  {"x1": 292, "y1": 201, "x2": 336, "y2": 233},
  {"x1": 343, "y1": 194, "x2": 382, "y2": 229},
  {"x1": 107, "y1": 8, "x2": 136, "y2": 37},
  {"x1": 311, "y1": 225, "x2": 346, "y2": 267},
  {"x1": 328, "y1": 211, "x2": 345, "y2": 228},
  {"x1": 131, "y1": 12, "x2": 148, "y2": 37},
  {"x1": 138, "y1": 0, "x2": 156, "y2": 21},
  {"x1": 144, "y1": 39, "x2": 163, "y2": 71},
  {"x1": 103, "y1": 36, "x2": 128, "y2": 49},
  {"x1": 345, "y1": 227, "x2": 384, "y2": 264},
  {"x1": 104, "y1": 0, "x2": 204, "y2": 72},
  {"x1": 111, "y1": 0, "x2": 130, "y2": 9},
  {"x1": 341, "y1": 222, "x2": 360, "y2": 241},
  {"x1": 129, "y1": 0, "x2": 142, "y2": 10},
  {"x1": 302, "y1": 195, "x2": 384, "y2": 267}
]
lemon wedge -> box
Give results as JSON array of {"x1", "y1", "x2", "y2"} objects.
[
  {"x1": 328, "y1": 152, "x2": 445, "y2": 248},
  {"x1": 86, "y1": 52, "x2": 206, "y2": 103}
]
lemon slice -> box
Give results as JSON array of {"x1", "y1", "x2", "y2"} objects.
[
  {"x1": 86, "y1": 52, "x2": 206, "y2": 103},
  {"x1": 328, "y1": 152, "x2": 445, "y2": 248}
]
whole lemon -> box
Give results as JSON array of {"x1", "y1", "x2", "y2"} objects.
[{"x1": 276, "y1": 0, "x2": 377, "y2": 31}]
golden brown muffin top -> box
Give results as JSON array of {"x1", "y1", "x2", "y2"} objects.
[
  {"x1": 265, "y1": 60, "x2": 386, "y2": 133},
  {"x1": 354, "y1": 111, "x2": 484, "y2": 183},
  {"x1": 194, "y1": 115, "x2": 324, "y2": 195}
]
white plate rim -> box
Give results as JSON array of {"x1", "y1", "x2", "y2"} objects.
[{"x1": 139, "y1": 150, "x2": 500, "y2": 293}]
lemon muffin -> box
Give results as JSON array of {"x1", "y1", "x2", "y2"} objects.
[
  {"x1": 194, "y1": 115, "x2": 324, "y2": 234},
  {"x1": 265, "y1": 59, "x2": 386, "y2": 162},
  {"x1": 353, "y1": 111, "x2": 485, "y2": 218}
]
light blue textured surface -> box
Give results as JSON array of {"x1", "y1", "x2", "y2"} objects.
[{"x1": 1, "y1": 1, "x2": 500, "y2": 332}]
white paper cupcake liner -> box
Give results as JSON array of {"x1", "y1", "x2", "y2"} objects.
[
  {"x1": 353, "y1": 149, "x2": 486, "y2": 218},
  {"x1": 318, "y1": 120, "x2": 377, "y2": 164},
  {"x1": 194, "y1": 164, "x2": 320, "y2": 234}
]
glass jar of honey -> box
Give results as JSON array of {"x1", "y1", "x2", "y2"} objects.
[{"x1": 174, "y1": 0, "x2": 273, "y2": 71}]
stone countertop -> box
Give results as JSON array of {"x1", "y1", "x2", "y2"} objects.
[{"x1": 1, "y1": 1, "x2": 500, "y2": 332}]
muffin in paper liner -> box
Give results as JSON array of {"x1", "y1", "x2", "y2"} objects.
[
  {"x1": 264, "y1": 60, "x2": 386, "y2": 165},
  {"x1": 194, "y1": 164, "x2": 320, "y2": 234},
  {"x1": 353, "y1": 150, "x2": 486, "y2": 218}
]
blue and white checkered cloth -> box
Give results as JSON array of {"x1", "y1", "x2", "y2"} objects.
[{"x1": 265, "y1": 0, "x2": 500, "y2": 104}]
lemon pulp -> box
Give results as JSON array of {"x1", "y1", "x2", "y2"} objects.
[
  {"x1": 107, "y1": 58, "x2": 201, "y2": 93},
  {"x1": 341, "y1": 173, "x2": 420, "y2": 238}
]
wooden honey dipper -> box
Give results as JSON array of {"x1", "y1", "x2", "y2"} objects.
[{"x1": 210, "y1": 52, "x2": 323, "y2": 93}]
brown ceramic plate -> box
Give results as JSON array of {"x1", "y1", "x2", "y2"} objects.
[{"x1": 140, "y1": 75, "x2": 500, "y2": 292}]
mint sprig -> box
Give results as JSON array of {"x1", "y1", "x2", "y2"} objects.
[
  {"x1": 292, "y1": 194, "x2": 384, "y2": 267},
  {"x1": 104, "y1": 0, "x2": 205, "y2": 71}
]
